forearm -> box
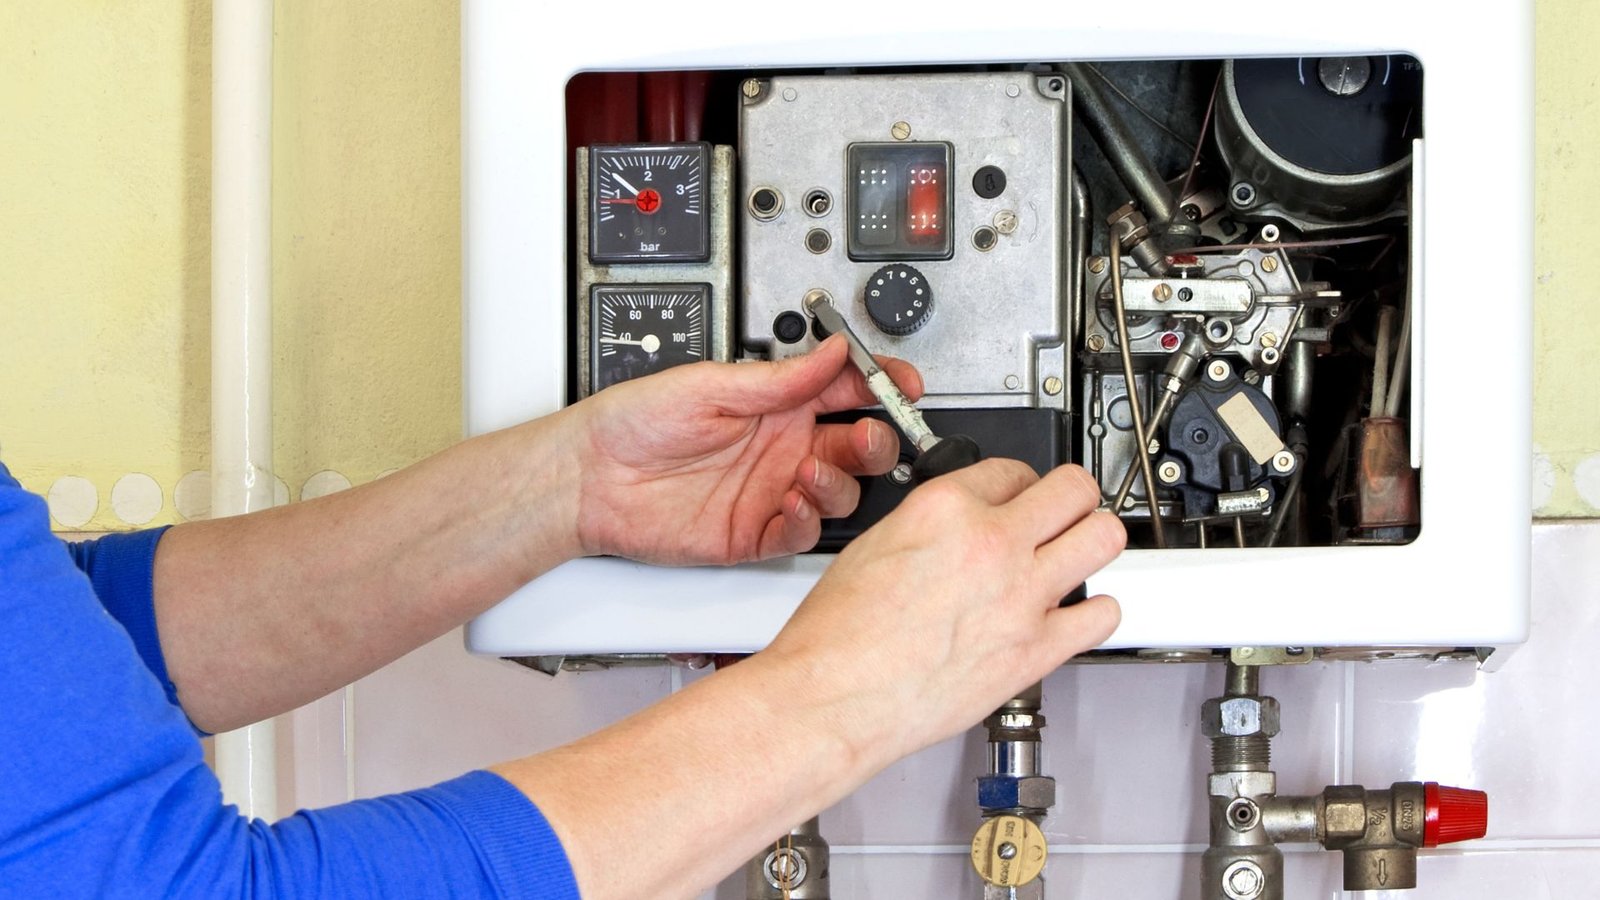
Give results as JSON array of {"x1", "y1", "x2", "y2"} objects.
[
  {"x1": 493, "y1": 650, "x2": 899, "y2": 900},
  {"x1": 154, "y1": 411, "x2": 585, "y2": 733}
]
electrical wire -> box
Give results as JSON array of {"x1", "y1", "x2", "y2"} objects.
[
  {"x1": 1176, "y1": 68, "x2": 1223, "y2": 209},
  {"x1": 1175, "y1": 235, "x2": 1394, "y2": 254},
  {"x1": 1085, "y1": 64, "x2": 1199, "y2": 153},
  {"x1": 1109, "y1": 241, "x2": 1167, "y2": 548}
]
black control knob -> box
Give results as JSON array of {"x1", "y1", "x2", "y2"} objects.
[{"x1": 864, "y1": 264, "x2": 933, "y2": 336}]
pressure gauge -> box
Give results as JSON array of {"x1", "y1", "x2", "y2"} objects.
[
  {"x1": 589, "y1": 143, "x2": 711, "y2": 264},
  {"x1": 590, "y1": 284, "x2": 711, "y2": 391}
]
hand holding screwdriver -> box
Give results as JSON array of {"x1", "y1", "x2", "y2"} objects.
[{"x1": 804, "y1": 291, "x2": 981, "y2": 483}]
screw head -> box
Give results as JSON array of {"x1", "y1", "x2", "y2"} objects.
[
  {"x1": 997, "y1": 842, "x2": 1018, "y2": 860},
  {"x1": 1087, "y1": 334, "x2": 1107, "y2": 353},
  {"x1": 891, "y1": 120, "x2": 912, "y2": 141},
  {"x1": 1232, "y1": 182, "x2": 1258, "y2": 208},
  {"x1": 1153, "y1": 283, "x2": 1174, "y2": 302},
  {"x1": 888, "y1": 462, "x2": 914, "y2": 486},
  {"x1": 1260, "y1": 332, "x2": 1280, "y2": 349},
  {"x1": 1043, "y1": 375, "x2": 1063, "y2": 396},
  {"x1": 1223, "y1": 860, "x2": 1265, "y2": 900},
  {"x1": 741, "y1": 79, "x2": 763, "y2": 99},
  {"x1": 993, "y1": 210, "x2": 1019, "y2": 234},
  {"x1": 1088, "y1": 256, "x2": 1107, "y2": 274},
  {"x1": 1261, "y1": 256, "x2": 1280, "y2": 274}
]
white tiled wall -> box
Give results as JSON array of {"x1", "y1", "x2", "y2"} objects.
[{"x1": 283, "y1": 522, "x2": 1600, "y2": 898}]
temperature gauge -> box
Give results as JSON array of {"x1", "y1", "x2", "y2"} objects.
[
  {"x1": 590, "y1": 284, "x2": 711, "y2": 391},
  {"x1": 589, "y1": 143, "x2": 711, "y2": 264}
]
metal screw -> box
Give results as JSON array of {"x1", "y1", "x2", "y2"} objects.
[
  {"x1": 1260, "y1": 332, "x2": 1279, "y2": 349},
  {"x1": 1223, "y1": 860, "x2": 1265, "y2": 900},
  {"x1": 1087, "y1": 334, "x2": 1107, "y2": 352},
  {"x1": 997, "y1": 842, "x2": 1018, "y2": 860},
  {"x1": 1232, "y1": 182, "x2": 1257, "y2": 208},
  {"x1": 993, "y1": 210, "x2": 1019, "y2": 234},
  {"x1": 888, "y1": 463, "x2": 914, "y2": 486},
  {"x1": 891, "y1": 120, "x2": 912, "y2": 141},
  {"x1": 1261, "y1": 256, "x2": 1280, "y2": 274},
  {"x1": 1272, "y1": 450, "x2": 1296, "y2": 474},
  {"x1": 1153, "y1": 283, "x2": 1174, "y2": 302},
  {"x1": 1004, "y1": 374, "x2": 1021, "y2": 390},
  {"x1": 1207, "y1": 360, "x2": 1231, "y2": 382},
  {"x1": 1088, "y1": 257, "x2": 1107, "y2": 274},
  {"x1": 1043, "y1": 375, "x2": 1063, "y2": 396},
  {"x1": 1183, "y1": 203, "x2": 1201, "y2": 221},
  {"x1": 741, "y1": 79, "x2": 762, "y2": 99},
  {"x1": 1158, "y1": 461, "x2": 1182, "y2": 484}
]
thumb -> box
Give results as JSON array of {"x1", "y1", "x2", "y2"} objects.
[{"x1": 708, "y1": 335, "x2": 851, "y2": 417}]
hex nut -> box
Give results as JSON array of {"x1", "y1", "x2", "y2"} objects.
[
  {"x1": 1201, "y1": 696, "x2": 1282, "y2": 738},
  {"x1": 977, "y1": 774, "x2": 1057, "y2": 812},
  {"x1": 1323, "y1": 786, "x2": 1370, "y2": 843}
]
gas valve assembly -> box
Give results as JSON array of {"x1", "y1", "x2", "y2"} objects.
[{"x1": 463, "y1": 5, "x2": 1531, "y2": 895}]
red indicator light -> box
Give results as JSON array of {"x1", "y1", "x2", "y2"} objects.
[{"x1": 905, "y1": 163, "x2": 945, "y2": 245}]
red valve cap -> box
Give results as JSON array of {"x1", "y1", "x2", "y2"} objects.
[{"x1": 1423, "y1": 782, "x2": 1489, "y2": 846}]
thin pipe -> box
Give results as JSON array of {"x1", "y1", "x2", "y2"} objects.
[
  {"x1": 1372, "y1": 307, "x2": 1395, "y2": 418},
  {"x1": 1385, "y1": 284, "x2": 1413, "y2": 418},
  {"x1": 1109, "y1": 242, "x2": 1166, "y2": 547},
  {"x1": 211, "y1": 0, "x2": 277, "y2": 821}
]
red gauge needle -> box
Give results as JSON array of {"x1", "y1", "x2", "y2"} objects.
[{"x1": 600, "y1": 198, "x2": 636, "y2": 205}]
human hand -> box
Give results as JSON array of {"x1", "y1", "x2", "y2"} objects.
[
  {"x1": 760, "y1": 460, "x2": 1126, "y2": 763},
  {"x1": 570, "y1": 337, "x2": 923, "y2": 565}
]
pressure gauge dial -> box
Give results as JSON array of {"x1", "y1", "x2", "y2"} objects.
[
  {"x1": 590, "y1": 284, "x2": 710, "y2": 391},
  {"x1": 589, "y1": 143, "x2": 711, "y2": 264}
]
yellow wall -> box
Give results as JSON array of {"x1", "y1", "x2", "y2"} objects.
[
  {"x1": 0, "y1": 1, "x2": 460, "y2": 529},
  {"x1": 0, "y1": 2, "x2": 1595, "y2": 523}
]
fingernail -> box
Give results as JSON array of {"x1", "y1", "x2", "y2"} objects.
[
  {"x1": 811, "y1": 457, "x2": 834, "y2": 488},
  {"x1": 793, "y1": 497, "x2": 814, "y2": 521},
  {"x1": 866, "y1": 421, "x2": 881, "y2": 457}
]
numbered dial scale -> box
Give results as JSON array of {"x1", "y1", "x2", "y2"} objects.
[
  {"x1": 588, "y1": 143, "x2": 711, "y2": 263},
  {"x1": 590, "y1": 284, "x2": 711, "y2": 391}
]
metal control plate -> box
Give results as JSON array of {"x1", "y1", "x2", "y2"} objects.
[{"x1": 739, "y1": 73, "x2": 1071, "y2": 410}]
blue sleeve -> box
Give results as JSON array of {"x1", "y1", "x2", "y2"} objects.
[
  {"x1": 0, "y1": 464, "x2": 580, "y2": 900},
  {"x1": 64, "y1": 527, "x2": 178, "y2": 708}
]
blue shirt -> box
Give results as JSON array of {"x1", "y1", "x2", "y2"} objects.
[{"x1": 0, "y1": 463, "x2": 579, "y2": 899}]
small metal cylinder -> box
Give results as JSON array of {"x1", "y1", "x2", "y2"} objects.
[
  {"x1": 747, "y1": 817, "x2": 830, "y2": 900},
  {"x1": 1261, "y1": 795, "x2": 1321, "y2": 845},
  {"x1": 991, "y1": 740, "x2": 1042, "y2": 778}
]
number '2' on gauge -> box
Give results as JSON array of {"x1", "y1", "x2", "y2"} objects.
[{"x1": 589, "y1": 143, "x2": 712, "y2": 263}]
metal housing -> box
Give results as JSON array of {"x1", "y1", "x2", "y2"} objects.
[{"x1": 739, "y1": 73, "x2": 1071, "y2": 410}]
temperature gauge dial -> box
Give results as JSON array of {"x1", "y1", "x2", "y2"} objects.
[
  {"x1": 589, "y1": 143, "x2": 711, "y2": 264},
  {"x1": 590, "y1": 284, "x2": 711, "y2": 391}
]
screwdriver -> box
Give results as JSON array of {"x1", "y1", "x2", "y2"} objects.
[
  {"x1": 804, "y1": 291, "x2": 981, "y2": 483},
  {"x1": 803, "y1": 290, "x2": 1089, "y2": 606}
]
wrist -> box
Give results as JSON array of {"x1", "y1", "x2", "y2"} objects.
[
  {"x1": 742, "y1": 641, "x2": 909, "y2": 783},
  {"x1": 473, "y1": 408, "x2": 589, "y2": 578}
]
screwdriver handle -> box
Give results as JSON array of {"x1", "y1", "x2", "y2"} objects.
[{"x1": 908, "y1": 434, "x2": 982, "y2": 483}]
